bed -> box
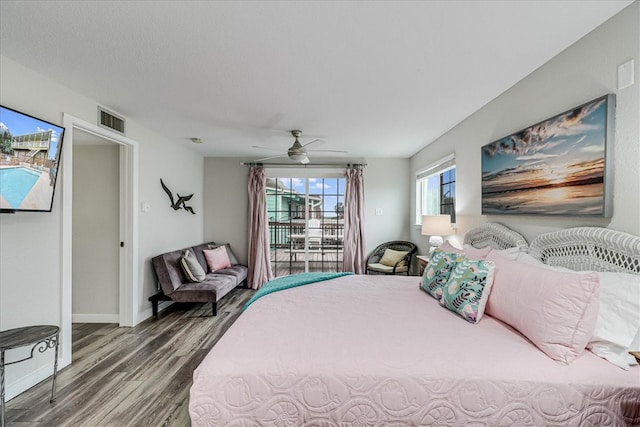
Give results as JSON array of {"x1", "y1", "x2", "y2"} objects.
[{"x1": 189, "y1": 223, "x2": 640, "y2": 426}]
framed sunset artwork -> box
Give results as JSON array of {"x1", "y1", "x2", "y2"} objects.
[{"x1": 481, "y1": 94, "x2": 614, "y2": 216}]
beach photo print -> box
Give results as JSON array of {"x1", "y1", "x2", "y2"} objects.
[{"x1": 481, "y1": 94, "x2": 614, "y2": 216}]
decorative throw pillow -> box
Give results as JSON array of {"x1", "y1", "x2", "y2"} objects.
[
  {"x1": 439, "y1": 256, "x2": 495, "y2": 324},
  {"x1": 180, "y1": 249, "x2": 206, "y2": 282},
  {"x1": 421, "y1": 249, "x2": 463, "y2": 301},
  {"x1": 208, "y1": 243, "x2": 239, "y2": 265},
  {"x1": 379, "y1": 248, "x2": 409, "y2": 267},
  {"x1": 203, "y1": 246, "x2": 232, "y2": 272},
  {"x1": 485, "y1": 251, "x2": 600, "y2": 365},
  {"x1": 514, "y1": 252, "x2": 638, "y2": 369},
  {"x1": 439, "y1": 240, "x2": 463, "y2": 251}
]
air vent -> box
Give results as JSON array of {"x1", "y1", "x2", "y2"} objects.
[{"x1": 97, "y1": 106, "x2": 126, "y2": 135}]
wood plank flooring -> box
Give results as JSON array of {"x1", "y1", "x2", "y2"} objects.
[{"x1": 5, "y1": 288, "x2": 254, "y2": 427}]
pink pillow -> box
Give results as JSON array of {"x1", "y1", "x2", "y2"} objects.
[
  {"x1": 440, "y1": 241, "x2": 492, "y2": 260},
  {"x1": 486, "y1": 251, "x2": 600, "y2": 365},
  {"x1": 203, "y1": 246, "x2": 231, "y2": 272}
]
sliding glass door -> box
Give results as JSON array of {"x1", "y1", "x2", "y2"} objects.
[{"x1": 267, "y1": 176, "x2": 345, "y2": 277}]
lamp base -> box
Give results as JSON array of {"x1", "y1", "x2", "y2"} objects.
[{"x1": 428, "y1": 235, "x2": 444, "y2": 253}]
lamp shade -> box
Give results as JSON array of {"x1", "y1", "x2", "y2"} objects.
[{"x1": 421, "y1": 215, "x2": 452, "y2": 236}]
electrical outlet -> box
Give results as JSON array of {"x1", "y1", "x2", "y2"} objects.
[{"x1": 375, "y1": 208, "x2": 383, "y2": 216}]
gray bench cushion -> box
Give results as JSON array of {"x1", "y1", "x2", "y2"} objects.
[{"x1": 170, "y1": 274, "x2": 237, "y2": 303}]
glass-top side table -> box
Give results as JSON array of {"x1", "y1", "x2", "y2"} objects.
[{"x1": 0, "y1": 325, "x2": 59, "y2": 427}]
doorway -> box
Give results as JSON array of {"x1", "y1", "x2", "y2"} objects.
[
  {"x1": 72, "y1": 130, "x2": 120, "y2": 323},
  {"x1": 60, "y1": 113, "x2": 139, "y2": 369},
  {"x1": 267, "y1": 176, "x2": 345, "y2": 276}
]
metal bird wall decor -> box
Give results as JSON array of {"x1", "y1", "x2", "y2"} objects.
[{"x1": 160, "y1": 179, "x2": 195, "y2": 214}]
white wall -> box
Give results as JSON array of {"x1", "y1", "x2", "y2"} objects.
[
  {"x1": 202, "y1": 157, "x2": 412, "y2": 264},
  {"x1": 410, "y1": 2, "x2": 640, "y2": 251},
  {"x1": 0, "y1": 55, "x2": 204, "y2": 399},
  {"x1": 363, "y1": 158, "x2": 411, "y2": 255},
  {"x1": 72, "y1": 144, "x2": 120, "y2": 321}
]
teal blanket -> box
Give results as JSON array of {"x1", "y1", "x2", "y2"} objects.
[{"x1": 244, "y1": 272, "x2": 354, "y2": 310}]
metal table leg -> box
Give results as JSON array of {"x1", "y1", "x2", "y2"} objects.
[
  {"x1": 1, "y1": 350, "x2": 5, "y2": 427},
  {"x1": 50, "y1": 333, "x2": 59, "y2": 403}
]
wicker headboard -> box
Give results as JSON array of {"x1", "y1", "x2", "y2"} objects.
[
  {"x1": 463, "y1": 222, "x2": 528, "y2": 251},
  {"x1": 529, "y1": 227, "x2": 640, "y2": 274}
]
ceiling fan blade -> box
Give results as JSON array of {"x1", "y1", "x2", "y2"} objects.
[
  {"x1": 301, "y1": 139, "x2": 324, "y2": 148},
  {"x1": 252, "y1": 145, "x2": 282, "y2": 152},
  {"x1": 254, "y1": 154, "x2": 288, "y2": 162},
  {"x1": 308, "y1": 149, "x2": 348, "y2": 153},
  {"x1": 300, "y1": 156, "x2": 310, "y2": 165}
]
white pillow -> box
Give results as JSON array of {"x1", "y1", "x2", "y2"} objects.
[
  {"x1": 515, "y1": 252, "x2": 570, "y2": 270},
  {"x1": 493, "y1": 246, "x2": 524, "y2": 260},
  {"x1": 587, "y1": 271, "x2": 640, "y2": 370}
]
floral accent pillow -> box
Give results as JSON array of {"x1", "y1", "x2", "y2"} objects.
[
  {"x1": 421, "y1": 249, "x2": 464, "y2": 301},
  {"x1": 440, "y1": 256, "x2": 495, "y2": 324}
]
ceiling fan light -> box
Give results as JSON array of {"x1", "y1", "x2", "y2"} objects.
[{"x1": 289, "y1": 152, "x2": 308, "y2": 162}]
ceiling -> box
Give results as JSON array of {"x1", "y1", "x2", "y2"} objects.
[{"x1": 0, "y1": 1, "x2": 633, "y2": 161}]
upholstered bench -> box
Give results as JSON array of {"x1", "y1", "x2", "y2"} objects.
[{"x1": 150, "y1": 242, "x2": 247, "y2": 317}]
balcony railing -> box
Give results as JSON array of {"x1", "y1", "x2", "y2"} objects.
[
  {"x1": 269, "y1": 218, "x2": 345, "y2": 276},
  {"x1": 11, "y1": 140, "x2": 50, "y2": 150},
  {"x1": 269, "y1": 219, "x2": 344, "y2": 250}
]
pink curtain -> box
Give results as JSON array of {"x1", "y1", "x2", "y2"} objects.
[
  {"x1": 247, "y1": 166, "x2": 274, "y2": 289},
  {"x1": 343, "y1": 166, "x2": 366, "y2": 274}
]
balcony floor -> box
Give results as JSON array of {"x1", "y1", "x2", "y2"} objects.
[{"x1": 270, "y1": 249, "x2": 344, "y2": 277}]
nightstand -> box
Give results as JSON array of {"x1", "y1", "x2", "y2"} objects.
[{"x1": 416, "y1": 255, "x2": 429, "y2": 276}]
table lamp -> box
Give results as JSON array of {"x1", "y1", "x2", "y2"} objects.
[{"x1": 421, "y1": 215, "x2": 452, "y2": 253}]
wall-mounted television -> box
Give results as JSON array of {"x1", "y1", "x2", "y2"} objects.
[{"x1": 0, "y1": 105, "x2": 65, "y2": 213}]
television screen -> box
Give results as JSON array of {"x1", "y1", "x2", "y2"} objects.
[{"x1": 0, "y1": 105, "x2": 65, "y2": 212}]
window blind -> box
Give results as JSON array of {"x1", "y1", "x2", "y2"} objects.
[{"x1": 416, "y1": 153, "x2": 455, "y2": 180}]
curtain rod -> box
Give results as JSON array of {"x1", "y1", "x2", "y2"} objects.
[{"x1": 240, "y1": 162, "x2": 367, "y2": 168}]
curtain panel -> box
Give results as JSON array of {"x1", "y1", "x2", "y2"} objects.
[
  {"x1": 247, "y1": 166, "x2": 274, "y2": 289},
  {"x1": 343, "y1": 166, "x2": 366, "y2": 274}
]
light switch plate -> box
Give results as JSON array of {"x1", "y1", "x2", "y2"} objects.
[{"x1": 375, "y1": 208, "x2": 383, "y2": 216}]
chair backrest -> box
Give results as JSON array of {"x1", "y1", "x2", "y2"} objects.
[
  {"x1": 308, "y1": 218, "x2": 322, "y2": 238},
  {"x1": 369, "y1": 240, "x2": 418, "y2": 261}
]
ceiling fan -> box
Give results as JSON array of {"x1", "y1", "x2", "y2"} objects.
[{"x1": 253, "y1": 130, "x2": 347, "y2": 164}]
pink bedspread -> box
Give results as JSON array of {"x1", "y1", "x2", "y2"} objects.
[{"x1": 189, "y1": 275, "x2": 640, "y2": 426}]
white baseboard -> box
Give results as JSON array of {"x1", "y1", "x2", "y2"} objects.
[{"x1": 72, "y1": 313, "x2": 119, "y2": 323}]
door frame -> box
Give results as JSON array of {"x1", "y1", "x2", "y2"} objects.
[{"x1": 60, "y1": 113, "x2": 139, "y2": 367}]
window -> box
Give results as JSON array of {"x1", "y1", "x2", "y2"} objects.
[
  {"x1": 416, "y1": 154, "x2": 456, "y2": 225},
  {"x1": 266, "y1": 175, "x2": 345, "y2": 277}
]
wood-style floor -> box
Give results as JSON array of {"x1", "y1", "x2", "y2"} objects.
[{"x1": 5, "y1": 288, "x2": 254, "y2": 427}]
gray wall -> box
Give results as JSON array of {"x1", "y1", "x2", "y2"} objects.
[
  {"x1": 410, "y1": 2, "x2": 640, "y2": 252},
  {"x1": 72, "y1": 144, "x2": 120, "y2": 321}
]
